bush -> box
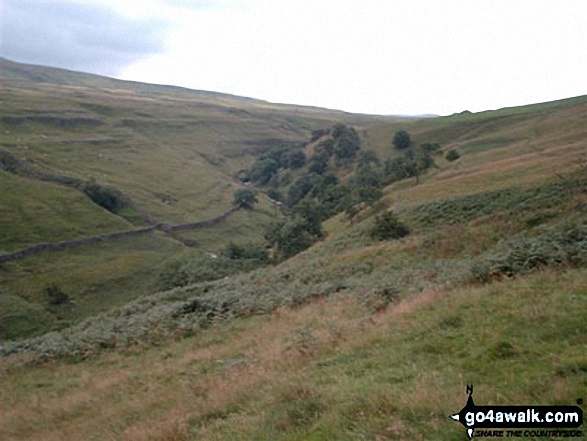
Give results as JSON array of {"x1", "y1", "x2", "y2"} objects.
[
  {"x1": 83, "y1": 180, "x2": 120, "y2": 213},
  {"x1": 45, "y1": 283, "x2": 70, "y2": 306},
  {"x1": 266, "y1": 188, "x2": 283, "y2": 201},
  {"x1": 233, "y1": 188, "x2": 258, "y2": 209},
  {"x1": 445, "y1": 149, "x2": 460, "y2": 161},
  {"x1": 223, "y1": 242, "x2": 268, "y2": 262},
  {"x1": 471, "y1": 216, "x2": 587, "y2": 282},
  {"x1": 421, "y1": 142, "x2": 441, "y2": 153},
  {"x1": 159, "y1": 251, "x2": 267, "y2": 290},
  {"x1": 370, "y1": 211, "x2": 410, "y2": 240}
]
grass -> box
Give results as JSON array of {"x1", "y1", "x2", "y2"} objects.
[
  {"x1": 3, "y1": 171, "x2": 585, "y2": 357},
  {"x1": 0, "y1": 233, "x2": 184, "y2": 340},
  {"x1": 1, "y1": 59, "x2": 587, "y2": 440},
  {"x1": 173, "y1": 205, "x2": 279, "y2": 251},
  {"x1": 0, "y1": 268, "x2": 584, "y2": 440},
  {"x1": 0, "y1": 170, "x2": 130, "y2": 253}
]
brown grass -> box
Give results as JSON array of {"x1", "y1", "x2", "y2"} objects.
[{"x1": 0, "y1": 290, "x2": 421, "y2": 440}]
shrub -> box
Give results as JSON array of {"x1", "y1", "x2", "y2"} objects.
[
  {"x1": 266, "y1": 188, "x2": 283, "y2": 201},
  {"x1": 445, "y1": 149, "x2": 460, "y2": 161},
  {"x1": 158, "y1": 252, "x2": 267, "y2": 290},
  {"x1": 223, "y1": 242, "x2": 268, "y2": 262},
  {"x1": 421, "y1": 142, "x2": 441, "y2": 153},
  {"x1": 83, "y1": 180, "x2": 120, "y2": 213},
  {"x1": 370, "y1": 211, "x2": 410, "y2": 240},
  {"x1": 471, "y1": 216, "x2": 587, "y2": 282},
  {"x1": 45, "y1": 283, "x2": 70, "y2": 306}
]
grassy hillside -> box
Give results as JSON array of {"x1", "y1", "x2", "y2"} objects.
[
  {"x1": 1, "y1": 269, "x2": 585, "y2": 440},
  {"x1": 0, "y1": 60, "x2": 586, "y2": 440},
  {"x1": 0, "y1": 58, "x2": 373, "y2": 339},
  {"x1": 0, "y1": 171, "x2": 131, "y2": 253}
]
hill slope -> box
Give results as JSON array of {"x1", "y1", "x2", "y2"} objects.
[{"x1": 0, "y1": 60, "x2": 586, "y2": 440}]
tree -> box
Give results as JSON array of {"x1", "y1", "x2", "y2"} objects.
[
  {"x1": 308, "y1": 151, "x2": 329, "y2": 174},
  {"x1": 334, "y1": 126, "x2": 360, "y2": 162},
  {"x1": 250, "y1": 158, "x2": 278, "y2": 184},
  {"x1": 310, "y1": 173, "x2": 339, "y2": 200},
  {"x1": 287, "y1": 173, "x2": 319, "y2": 206},
  {"x1": 293, "y1": 199, "x2": 324, "y2": 238},
  {"x1": 314, "y1": 138, "x2": 335, "y2": 156},
  {"x1": 350, "y1": 164, "x2": 383, "y2": 204},
  {"x1": 283, "y1": 150, "x2": 306, "y2": 169},
  {"x1": 331, "y1": 123, "x2": 348, "y2": 139},
  {"x1": 393, "y1": 130, "x2": 412, "y2": 150},
  {"x1": 310, "y1": 128, "x2": 329, "y2": 142},
  {"x1": 320, "y1": 184, "x2": 352, "y2": 217},
  {"x1": 357, "y1": 150, "x2": 380, "y2": 167},
  {"x1": 384, "y1": 156, "x2": 411, "y2": 181},
  {"x1": 265, "y1": 217, "x2": 319, "y2": 259},
  {"x1": 266, "y1": 188, "x2": 282, "y2": 201},
  {"x1": 233, "y1": 188, "x2": 258, "y2": 209}
]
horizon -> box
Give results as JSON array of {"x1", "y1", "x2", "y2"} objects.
[
  {"x1": 4, "y1": 55, "x2": 586, "y2": 119},
  {"x1": 1, "y1": 1, "x2": 586, "y2": 116}
]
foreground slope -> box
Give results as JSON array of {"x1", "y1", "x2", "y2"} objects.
[{"x1": 1, "y1": 268, "x2": 585, "y2": 440}]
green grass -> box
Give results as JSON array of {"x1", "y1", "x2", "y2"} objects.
[
  {"x1": 4, "y1": 172, "x2": 585, "y2": 355},
  {"x1": 0, "y1": 233, "x2": 184, "y2": 340},
  {"x1": 0, "y1": 171, "x2": 130, "y2": 252},
  {"x1": 174, "y1": 206, "x2": 278, "y2": 250}
]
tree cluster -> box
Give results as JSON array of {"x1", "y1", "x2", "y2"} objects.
[
  {"x1": 254, "y1": 127, "x2": 439, "y2": 260},
  {"x1": 246, "y1": 142, "x2": 307, "y2": 185}
]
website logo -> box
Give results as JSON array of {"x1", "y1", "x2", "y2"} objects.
[{"x1": 449, "y1": 385, "x2": 583, "y2": 439}]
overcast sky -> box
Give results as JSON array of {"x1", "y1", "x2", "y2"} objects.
[{"x1": 1, "y1": 0, "x2": 586, "y2": 115}]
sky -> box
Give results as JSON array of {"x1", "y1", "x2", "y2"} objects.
[{"x1": 1, "y1": 0, "x2": 586, "y2": 115}]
